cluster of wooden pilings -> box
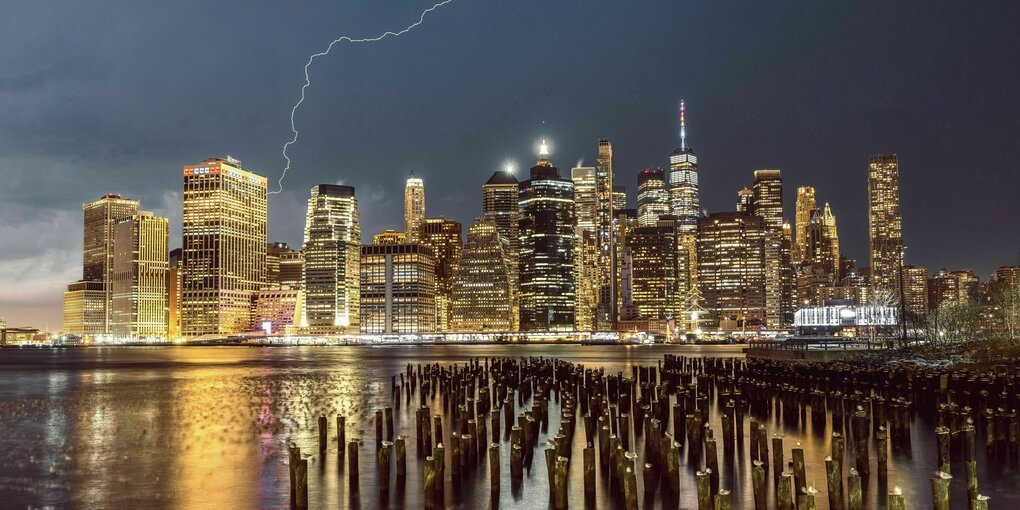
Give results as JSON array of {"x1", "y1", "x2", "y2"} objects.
[{"x1": 282, "y1": 354, "x2": 1013, "y2": 509}]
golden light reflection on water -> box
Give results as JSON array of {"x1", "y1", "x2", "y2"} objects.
[{"x1": 1, "y1": 345, "x2": 1014, "y2": 509}]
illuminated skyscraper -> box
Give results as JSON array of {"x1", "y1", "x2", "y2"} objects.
[
  {"x1": 612, "y1": 186, "x2": 627, "y2": 216},
  {"x1": 265, "y1": 242, "x2": 290, "y2": 287},
  {"x1": 483, "y1": 168, "x2": 520, "y2": 295},
  {"x1": 279, "y1": 249, "x2": 304, "y2": 290},
  {"x1": 751, "y1": 169, "x2": 787, "y2": 327},
  {"x1": 302, "y1": 184, "x2": 360, "y2": 334},
  {"x1": 868, "y1": 154, "x2": 904, "y2": 291},
  {"x1": 63, "y1": 280, "x2": 105, "y2": 336},
  {"x1": 668, "y1": 100, "x2": 700, "y2": 233},
  {"x1": 626, "y1": 217, "x2": 679, "y2": 322},
  {"x1": 736, "y1": 187, "x2": 753, "y2": 214},
  {"x1": 637, "y1": 168, "x2": 669, "y2": 227},
  {"x1": 793, "y1": 186, "x2": 817, "y2": 263},
  {"x1": 451, "y1": 218, "x2": 516, "y2": 332},
  {"x1": 571, "y1": 166, "x2": 598, "y2": 233},
  {"x1": 168, "y1": 248, "x2": 182, "y2": 338},
  {"x1": 595, "y1": 140, "x2": 617, "y2": 329},
  {"x1": 804, "y1": 207, "x2": 840, "y2": 282},
  {"x1": 360, "y1": 241, "x2": 437, "y2": 334},
  {"x1": 571, "y1": 165, "x2": 599, "y2": 330},
  {"x1": 181, "y1": 157, "x2": 267, "y2": 338},
  {"x1": 820, "y1": 203, "x2": 840, "y2": 277},
  {"x1": 751, "y1": 170, "x2": 784, "y2": 231},
  {"x1": 518, "y1": 140, "x2": 576, "y2": 331},
  {"x1": 902, "y1": 265, "x2": 929, "y2": 317},
  {"x1": 81, "y1": 194, "x2": 139, "y2": 332},
  {"x1": 110, "y1": 212, "x2": 169, "y2": 338},
  {"x1": 404, "y1": 173, "x2": 425, "y2": 242},
  {"x1": 697, "y1": 212, "x2": 766, "y2": 329},
  {"x1": 420, "y1": 217, "x2": 462, "y2": 332}
]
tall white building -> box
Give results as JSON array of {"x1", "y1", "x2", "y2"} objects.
[
  {"x1": 302, "y1": 184, "x2": 360, "y2": 333},
  {"x1": 668, "y1": 100, "x2": 699, "y2": 233},
  {"x1": 404, "y1": 173, "x2": 425, "y2": 242}
]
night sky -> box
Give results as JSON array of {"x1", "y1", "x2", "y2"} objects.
[{"x1": 2, "y1": 0, "x2": 1019, "y2": 329}]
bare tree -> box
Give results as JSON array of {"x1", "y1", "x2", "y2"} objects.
[{"x1": 991, "y1": 278, "x2": 1020, "y2": 343}]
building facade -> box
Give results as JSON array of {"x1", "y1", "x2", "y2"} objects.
[
  {"x1": 793, "y1": 186, "x2": 817, "y2": 263},
  {"x1": 360, "y1": 243, "x2": 437, "y2": 334},
  {"x1": 110, "y1": 212, "x2": 169, "y2": 338},
  {"x1": 181, "y1": 157, "x2": 267, "y2": 338},
  {"x1": 697, "y1": 212, "x2": 766, "y2": 329},
  {"x1": 668, "y1": 100, "x2": 699, "y2": 233},
  {"x1": 518, "y1": 142, "x2": 576, "y2": 331},
  {"x1": 637, "y1": 168, "x2": 669, "y2": 227},
  {"x1": 451, "y1": 218, "x2": 516, "y2": 332},
  {"x1": 868, "y1": 154, "x2": 904, "y2": 291},
  {"x1": 420, "y1": 217, "x2": 462, "y2": 332},
  {"x1": 302, "y1": 184, "x2": 360, "y2": 334},
  {"x1": 404, "y1": 173, "x2": 425, "y2": 242},
  {"x1": 81, "y1": 194, "x2": 139, "y2": 332},
  {"x1": 626, "y1": 219, "x2": 679, "y2": 322},
  {"x1": 63, "y1": 280, "x2": 106, "y2": 336}
]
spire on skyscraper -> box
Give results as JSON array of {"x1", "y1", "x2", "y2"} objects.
[
  {"x1": 537, "y1": 139, "x2": 553, "y2": 167},
  {"x1": 679, "y1": 99, "x2": 687, "y2": 150}
]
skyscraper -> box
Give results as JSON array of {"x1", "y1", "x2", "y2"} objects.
[
  {"x1": 736, "y1": 187, "x2": 753, "y2": 214},
  {"x1": 302, "y1": 184, "x2": 360, "y2": 334},
  {"x1": 820, "y1": 203, "x2": 840, "y2": 277},
  {"x1": 868, "y1": 154, "x2": 904, "y2": 291},
  {"x1": 111, "y1": 211, "x2": 169, "y2": 337},
  {"x1": 571, "y1": 166, "x2": 598, "y2": 233},
  {"x1": 518, "y1": 140, "x2": 576, "y2": 331},
  {"x1": 794, "y1": 186, "x2": 817, "y2": 263},
  {"x1": 595, "y1": 140, "x2": 616, "y2": 328},
  {"x1": 637, "y1": 168, "x2": 669, "y2": 227},
  {"x1": 626, "y1": 217, "x2": 679, "y2": 322},
  {"x1": 451, "y1": 218, "x2": 516, "y2": 332},
  {"x1": 612, "y1": 186, "x2": 627, "y2": 216},
  {"x1": 571, "y1": 165, "x2": 600, "y2": 331},
  {"x1": 404, "y1": 173, "x2": 425, "y2": 242},
  {"x1": 62, "y1": 280, "x2": 105, "y2": 336},
  {"x1": 81, "y1": 194, "x2": 139, "y2": 332},
  {"x1": 482, "y1": 167, "x2": 520, "y2": 302},
  {"x1": 751, "y1": 169, "x2": 787, "y2": 327},
  {"x1": 181, "y1": 157, "x2": 267, "y2": 338},
  {"x1": 902, "y1": 265, "x2": 929, "y2": 318},
  {"x1": 420, "y1": 217, "x2": 462, "y2": 332},
  {"x1": 668, "y1": 100, "x2": 700, "y2": 233},
  {"x1": 267, "y1": 242, "x2": 302, "y2": 289},
  {"x1": 697, "y1": 212, "x2": 766, "y2": 329},
  {"x1": 751, "y1": 170, "x2": 784, "y2": 231},
  {"x1": 168, "y1": 248, "x2": 182, "y2": 338},
  {"x1": 360, "y1": 241, "x2": 437, "y2": 334}
]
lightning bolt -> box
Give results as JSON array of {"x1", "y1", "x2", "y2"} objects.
[{"x1": 272, "y1": 0, "x2": 456, "y2": 195}]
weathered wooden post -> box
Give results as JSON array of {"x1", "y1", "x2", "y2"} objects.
[
  {"x1": 348, "y1": 440, "x2": 360, "y2": 491},
  {"x1": 337, "y1": 415, "x2": 347, "y2": 460},
  {"x1": 715, "y1": 488, "x2": 731, "y2": 510},
  {"x1": 877, "y1": 426, "x2": 889, "y2": 481},
  {"x1": 963, "y1": 422, "x2": 978, "y2": 504},
  {"x1": 751, "y1": 460, "x2": 766, "y2": 510},
  {"x1": 554, "y1": 456, "x2": 569, "y2": 510},
  {"x1": 385, "y1": 406, "x2": 394, "y2": 441},
  {"x1": 936, "y1": 426, "x2": 951, "y2": 474},
  {"x1": 773, "y1": 435, "x2": 785, "y2": 487},
  {"x1": 792, "y1": 447, "x2": 806, "y2": 499},
  {"x1": 972, "y1": 494, "x2": 990, "y2": 510},
  {"x1": 847, "y1": 469, "x2": 862, "y2": 510},
  {"x1": 583, "y1": 445, "x2": 596, "y2": 497},
  {"x1": 888, "y1": 487, "x2": 906, "y2": 510},
  {"x1": 288, "y1": 444, "x2": 299, "y2": 502},
  {"x1": 295, "y1": 457, "x2": 308, "y2": 510},
  {"x1": 423, "y1": 456, "x2": 438, "y2": 509},
  {"x1": 778, "y1": 472, "x2": 794, "y2": 510},
  {"x1": 489, "y1": 443, "x2": 500, "y2": 494},
  {"x1": 395, "y1": 436, "x2": 407, "y2": 480},
  {"x1": 930, "y1": 471, "x2": 951, "y2": 510},
  {"x1": 318, "y1": 415, "x2": 328, "y2": 453},
  {"x1": 378, "y1": 440, "x2": 392, "y2": 496},
  {"x1": 375, "y1": 409, "x2": 383, "y2": 448},
  {"x1": 799, "y1": 486, "x2": 818, "y2": 510},
  {"x1": 825, "y1": 456, "x2": 844, "y2": 510},
  {"x1": 696, "y1": 469, "x2": 711, "y2": 510}
]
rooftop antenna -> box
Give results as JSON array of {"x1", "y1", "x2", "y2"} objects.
[{"x1": 679, "y1": 99, "x2": 687, "y2": 150}]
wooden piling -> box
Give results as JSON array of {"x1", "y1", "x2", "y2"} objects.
[
  {"x1": 930, "y1": 471, "x2": 951, "y2": 510},
  {"x1": 798, "y1": 486, "x2": 818, "y2": 510},
  {"x1": 348, "y1": 440, "x2": 360, "y2": 490},
  {"x1": 751, "y1": 461, "x2": 766, "y2": 510},
  {"x1": 378, "y1": 440, "x2": 392, "y2": 495},
  {"x1": 847, "y1": 469, "x2": 862, "y2": 510},
  {"x1": 778, "y1": 472, "x2": 794, "y2": 510},
  {"x1": 792, "y1": 447, "x2": 807, "y2": 498},
  {"x1": 696, "y1": 469, "x2": 711, "y2": 510},
  {"x1": 395, "y1": 436, "x2": 407, "y2": 479},
  {"x1": 583, "y1": 446, "x2": 595, "y2": 496},
  {"x1": 715, "y1": 488, "x2": 731, "y2": 510},
  {"x1": 295, "y1": 457, "x2": 308, "y2": 510},
  {"x1": 489, "y1": 443, "x2": 500, "y2": 494},
  {"x1": 888, "y1": 487, "x2": 906, "y2": 510},
  {"x1": 337, "y1": 415, "x2": 346, "y2": 459},
  {"x1": 318, "y1": 415, "x2": 328, "y2": 453}
]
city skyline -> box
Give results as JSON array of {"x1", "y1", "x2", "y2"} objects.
[{"x1": 3, "y1": 1, "x2": 1020, "y2": 328}]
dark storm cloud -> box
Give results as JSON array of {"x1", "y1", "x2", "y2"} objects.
[{"x1": 2, "y1": 0, "x2": 1019, "y2": 327}]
